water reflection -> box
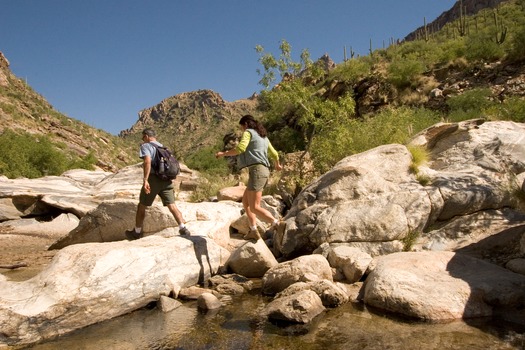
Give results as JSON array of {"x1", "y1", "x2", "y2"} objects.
[{"x1": 22, "y1": 292, "x2": 524, "y2": 350}]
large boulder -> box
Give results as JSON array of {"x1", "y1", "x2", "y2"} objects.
[
  {"x1": 0, "y1": 235, "x2": 227, "y2": 346},
  {"x1": 274, "y1": 120, "x2": 525, "y2": 259},
  {"x1": 276, "y1": 280, "x2": 349, "y2": 308},
  {"x1": 418, "y1": 208, "x2": 525, "y2": 252},
  {"x1": 264, "y1": 290, "x2": 325, "y2": 324},
  {"x1": 326, "y1": 246, "x2": 373, "y2": 283},
  {"x1": 262, "y1": 254, "x2": 332, "y2": 295},
  {"x1": 0, "y1": 165, "x2": 142, "y2": 220},
  {"x1": 0, "y1": 213, "x2": 79, "y2": 239},
  {"x1": 0, "y1": 173, "x2": 105, "y2": 218},
  {"x1": 364, "y1": 251, "x2": 525, "y2": 320},
  {"x1": 217, "y1": 184, "x2": 245, "y2": 202},
  {"x1": 275, "y1": 144, "x2": 427, "y2": 257},
  {"x1": 49, "y1": 199, "x2": 242, "y2": 250},
  {"x1": 0, "y1": 163, "x2": 196, "y2": 221},
  {"x1": 226, "y1": 239, "x2": 278, "y2": 278}
]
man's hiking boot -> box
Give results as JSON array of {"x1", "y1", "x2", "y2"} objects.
[
  {"x1": 244, "y1": 228, "x2": 261, "y2": 241},
  {"x1": 125, "y1": 229, "x2": 142, "y2": 241},
  {"x1": 179, "y1": 226, "x2": 191, "y2": 236}
]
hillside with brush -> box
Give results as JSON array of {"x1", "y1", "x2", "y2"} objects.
[
  {"x1": 1, "y1": 0, "x2": 525, "y2": 181},
  {"x1": 0, "y1": 52, "x2": 137, "y2": 177},
  {"x1": 248, "y1": 0, "x2": 525, "y2": 174},
  {"x1": 119, "y1": 0, "x2": 525, "y2": 178}
]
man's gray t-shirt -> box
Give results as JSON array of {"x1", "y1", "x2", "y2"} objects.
[{"x1": 139, "y1": 141, "x2": 163, "y2": 160}]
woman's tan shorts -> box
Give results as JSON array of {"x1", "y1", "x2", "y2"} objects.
[{"x1": 247, "y1": 164, "x2": 270, "y2": 192}]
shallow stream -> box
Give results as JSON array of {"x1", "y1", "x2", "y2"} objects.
[{"x1": 20, "y1": 290, "x2": 525, "y2": 350}]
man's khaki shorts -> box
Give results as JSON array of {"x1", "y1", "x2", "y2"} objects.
[
  {"x1": 139, "y1": 174, "x2": 176, "y2": 206},
  {"x1": 247, "y1": 164, "x2": 270, "y2": 192}
]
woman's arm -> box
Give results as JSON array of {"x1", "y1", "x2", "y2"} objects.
[
  {"x1": 268, "y1": 141, "x2": 282, "y2": 171},
  {"x1": 215, "y1": 131, "x2": 250, "y2": 158}
]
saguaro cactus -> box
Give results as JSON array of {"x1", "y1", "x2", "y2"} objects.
[
  {"x1": 456, "y1": 0, "x2": 468, "y2": 36},
  {"x1": 424, "y1": 17, "x2": 429, "y2": 42},
  {"x1": 493, "y1": 9, "x2": 508, "y2": 44}
]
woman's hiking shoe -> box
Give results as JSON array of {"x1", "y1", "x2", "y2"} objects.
[
  {"x1": 267, "y1": 220, "x2": 286, "y2": 236},
  {"x1": 244, "y1": 229, "x2": 261, "y2": 241},
  {"x1": 179, "y1": 227, "x2": 191, "y2": 236},
  {"x1": 125, "y1": 229, "x2": 142, "y2": 241}
]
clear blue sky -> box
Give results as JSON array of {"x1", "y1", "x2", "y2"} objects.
[{"x1": 1, "y1": 0, "x2": 456, "y2": 135}]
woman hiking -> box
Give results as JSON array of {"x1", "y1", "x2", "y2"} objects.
[{"x1": 216, "y1": 115, "x2": 284, "y2": 241}]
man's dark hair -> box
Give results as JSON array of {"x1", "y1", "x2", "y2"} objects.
[{"x1": 142, "y1": 128, "x2": 156, "y2": 137}]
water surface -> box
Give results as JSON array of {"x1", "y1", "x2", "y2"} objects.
[{"x1": 21, "y1": 292, "x2": 525, "y2": 350}]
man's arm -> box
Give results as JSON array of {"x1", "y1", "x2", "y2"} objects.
[{"x1": 143, "y1": 155, "x2": 152, "y2": 194}]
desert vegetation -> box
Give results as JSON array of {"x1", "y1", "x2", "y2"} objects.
[
  {"x1": 249, "y1": 0, "x2": 525, "y2": 178},
  {"x1": 3, "y1": 0, "x2": 525, "y2": 184}
]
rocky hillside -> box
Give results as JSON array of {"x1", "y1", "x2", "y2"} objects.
[
  {"x1": 404, "y1": 0, "x2": 509, "y2": 41},
  {"x1": 0, "y1": 52, "x2": 136, "y2": 172},
  {"x1": 119, "y1": 90, "x2": 260, "y2": 159},
  {"x1": 1, "y1": 0, "x2": 522, "y2": 174},
  {"x1": 123, "y1": 0, "x2": 525, "y2": 160}
]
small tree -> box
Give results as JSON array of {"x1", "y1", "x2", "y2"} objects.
[
  {"x1": 256, "y1": 41, "x2": 355, "y2": 174},
  {"x1": 255, "y1": 39, "x2": 313, "y2": 89}
]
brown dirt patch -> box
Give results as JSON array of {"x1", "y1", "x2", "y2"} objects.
[{"x1": 0, "y1": 233, "x2": 57, "y2": 281}]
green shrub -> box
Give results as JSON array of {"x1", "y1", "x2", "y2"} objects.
[
  {"x1": 416, "y1": 173, "x2": 432, "y2": 186},
  {"x1": 407, "y1": 145, "x2": 433, "y2": 186},
  {"x1": 447, "y1": 109, "x2": 485, "y2": 123},
  {"x1": 0, "y1": 129, "x2": 99, "y2": 178},
  {"x1": 436, "y1": 39, "x2": 467, "y2": 64},
  {"x1": 190, "y1": 173, "x2": 238, "y2": 202},
  {"x1": 185, "y1": 144, "x2": 230, "y2": 176},
  {"x1": 508, "y1": 23, "x2": 525, "y2": 61},
  {"x1": 356, "y1": 107, "x2": 440, "y2": 151},
  {"x1": 446, "y1": 88, "x2": 494, "y2": 113},
  {"x1": 387, "y1": 58, "x2": 426, "y2": 89},
  {"x1": 261, "y1": 79, "x2": 356, "y2": 174},
  {"x1": 0, "y1": 102, "x2": 16, "y2": 114},
  {"x1": 268, "y1": 127, "x2": 304, "y2": 154},
  {"x1": 408, "y1": 145, "x2": 429, "y2": 171},
  {"x1": 485, "y1": 96, "x2": 525, "y2": 122},
  {"x1": 309, "y1": 122, "x2": 357, "y2": 173},
  {"x1": 310, "y1": 107, "x2": 440, "y2": 173},
  {"x1": 391, "y1": 40, "x2": 440, "y2": 67},
  {"x1": 70, "y1": 151, "x2": 97, "y2": 170},
  {"x1": 465, "y1": 31, "x2": 505, "y2": 62},
  {"x1": 0, "y1": 130, "x2": 68, "y2": 178},
  {"x1": 329, "y1": 57, "x2": 372, "y2": 84},
  {"x1": 402, "y1": 230, "x2": 421, "y2": 251}
]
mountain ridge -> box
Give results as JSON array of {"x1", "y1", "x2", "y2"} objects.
[{"x1": 119, "y1": 89, "x2": 261, "y2": 158}]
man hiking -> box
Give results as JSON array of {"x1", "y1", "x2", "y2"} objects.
[{"x1": 125, "y1": 128, "x2": 190, "y2": 240}]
